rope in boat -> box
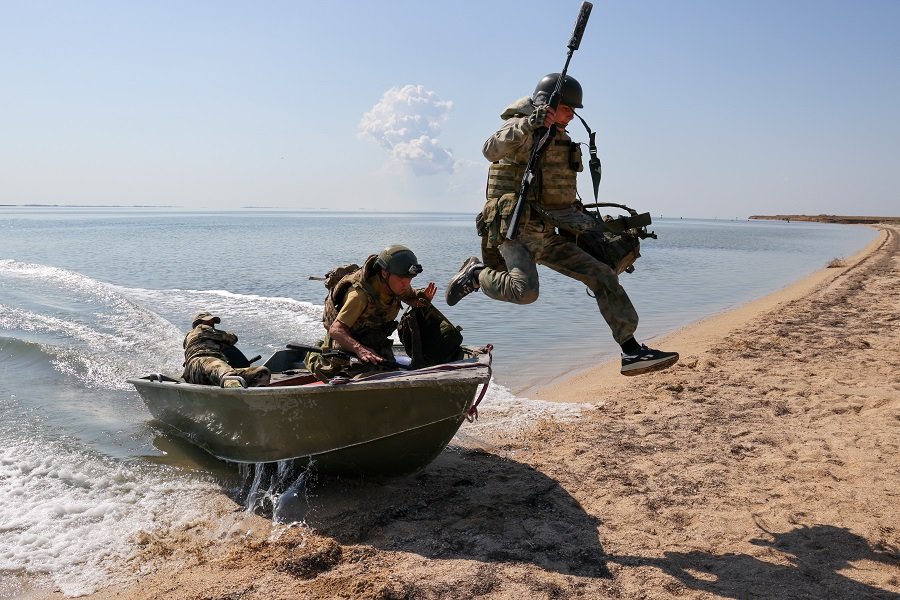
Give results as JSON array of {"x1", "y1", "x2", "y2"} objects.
[{"x1": 466, "y1": 344, "x2": 493, "y2": 421}]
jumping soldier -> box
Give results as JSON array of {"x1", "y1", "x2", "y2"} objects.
[{"x1": 445, "y1": 73, "x2": 678, "y2": 376}]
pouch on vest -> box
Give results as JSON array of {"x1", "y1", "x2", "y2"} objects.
[
  {"x1": 478, "y1": 196, "x2": 500, "y2": 246},
  {"x1": 481, "y1": 192, "x2": 528, "y2": 247},
  {"x1": 569, "y1": 142, "x2": 584, "y2": 172},
  {"x1": 496, "y1": 192, "x2": 525, "y2": 239},
  {"x1": 398, "y1": 303, "x2": 464, "y2": 368}
]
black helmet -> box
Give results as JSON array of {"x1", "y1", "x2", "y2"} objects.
[
  {"x1": 532, "y1": 73, "x2": 583, "y2": 109},
  {"x1": 375, "y1": 244, "x2": 423, "y2": 277}
]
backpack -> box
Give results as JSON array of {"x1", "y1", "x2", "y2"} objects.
[
  {"x1": 398, "y1": 303, "x2": 464, "y2": 368},
  {"x1": 323, "y1": 263, "x2": 361, "y2": 290},
  {"x1": 320, "y1": 262, "x2": 363, "y2": 330}
]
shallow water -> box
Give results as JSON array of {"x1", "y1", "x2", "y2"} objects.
[{"x1": 0, "y1": 206, "x2": 877, "y2": 594}]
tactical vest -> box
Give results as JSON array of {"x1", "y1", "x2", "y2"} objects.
[
  {"x1": 322, "y1": 255, "x2": 400, "y2": 352},
  {"x1": 486, "y1": 131, "x2": 582, "y2": 208}
]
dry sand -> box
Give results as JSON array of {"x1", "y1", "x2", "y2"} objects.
[{"x1": 43, "y1": 225, "x2": 899, "y2": 599}]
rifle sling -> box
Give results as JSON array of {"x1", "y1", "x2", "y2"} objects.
[{"x1": 573, "y1": 111, "x2": 601, "y2": 202}]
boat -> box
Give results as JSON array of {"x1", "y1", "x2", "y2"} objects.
[{"x1": 127, "y1": 344, "x2": 492, "y2": 476}]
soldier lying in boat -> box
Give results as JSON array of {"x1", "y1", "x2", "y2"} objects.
[
  {"x1": 182, "y1": 311, "x2": 271, "y2": 388},
  {"x1": 306, "y1": 245, "x2": 436, "y2": 381}
]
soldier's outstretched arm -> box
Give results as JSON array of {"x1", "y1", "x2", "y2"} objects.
[
  {"x1": 328, "y1": 320, "x2": 383, "y2": 364},
  {"x1": 202, "y1": 327, "x2": 238, "y2": 347},
  {"x1": 483, "y1": 117, "x2": 536, "y2": 162}
]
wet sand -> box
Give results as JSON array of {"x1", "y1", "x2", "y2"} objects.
[{"x1": 40, "y1": 225, "x2": 899, "y2": 599}]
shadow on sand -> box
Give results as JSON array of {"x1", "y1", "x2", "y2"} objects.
[
  {"x1": 244, "y1": 445, "x2": 610, "y2": 579},
  {"x1": 614, "y1": 524, "x2": 899, "y2": 599},
  {"x1": 146, "y1": 433, "x2": 897, "y2": 596}
]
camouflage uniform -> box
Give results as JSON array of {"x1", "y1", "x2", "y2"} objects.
[
  {"x1": 476, "y1": 97, "x2": 639, "y2": 344},
  {"x1": 306, "y1": 255, "x2": 416, "y2": 380},
  {"x1": 182, "y1": 321, "x2": 270, "y2": 387}
]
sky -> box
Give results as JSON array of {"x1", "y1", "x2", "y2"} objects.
[{"x1": 2, "y1": 0, "x2": 898, "y2": 218}]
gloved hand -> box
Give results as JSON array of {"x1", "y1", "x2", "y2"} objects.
[{"x1": 527, "y1": 104, "x2": 549, "y2": 129}]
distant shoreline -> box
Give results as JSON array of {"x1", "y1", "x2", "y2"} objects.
[
  {"x1": 0, "y1": 204, "x2": 469, "y2": 215},
  {"x1": 750, "y1": 214, "x2": 900, "y2": 224},
  {"x1": 6, "y1": 206, "x2": 899, "y2": 224}
]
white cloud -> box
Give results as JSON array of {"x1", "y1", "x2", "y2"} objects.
[{"x1": 358, "y1": 84, "x2": 455, "y2": 175}]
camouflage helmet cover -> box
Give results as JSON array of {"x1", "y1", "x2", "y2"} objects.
[
  {"x1": 375, "y1": 244, "x2": 423, "y2": 277},
  {"x1": 191, "y1": 311, "x2": 221, "y2": 327},
  {"x1": 532, "y1": 73, "x2": 583, "y2": 109}
]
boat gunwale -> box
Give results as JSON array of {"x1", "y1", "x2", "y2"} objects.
[{"x1": 127, "y1": 359, "x2": 492, "y2": 396}]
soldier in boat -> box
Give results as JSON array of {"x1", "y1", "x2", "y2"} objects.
[
  {"x1": 183, "y1": 311, "x2": 271, "y2": 388},
  {"x1": 307, "y1": 245, "x2": 436, "y2": 381}
]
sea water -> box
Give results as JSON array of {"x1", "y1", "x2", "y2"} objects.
[{"x1": 0, "y1": 206, "x2": 877, "y2": 595}]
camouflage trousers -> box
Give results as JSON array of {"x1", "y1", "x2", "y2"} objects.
[
  {"x1": 182, "y1": 356, "x2": 271, "y2": 388},
  {"x1": 478, "y1": 220, "x2": 639, "y2": 344},
  {"x1": 304, "y1": 337, "x2": 395, "y2": 382}
]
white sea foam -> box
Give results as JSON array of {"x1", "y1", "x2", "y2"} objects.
[
  {"x1": 0, "y1": 261, "x2": 186, "y2": 387},
  {"x1": 0, "y1": 262, "x2": 326, "y2": 387},
  {"x1": 115, "y1": 286, "x2": 325, "y2": 352},
  {"x1": 465, "y1": 378, "x2": 592, "y2": 439},
  {"x1": 0, "y1": 435, "x2": 221, "y2": 596},
  {"x1": 0, "y1": 302, "x2": 182, "y2": 390}
]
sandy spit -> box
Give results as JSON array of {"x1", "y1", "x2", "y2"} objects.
[{"x1": 38, "y1": 225, "x2": 899, "y2": 600}]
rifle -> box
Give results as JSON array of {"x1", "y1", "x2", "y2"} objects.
[
  {"x1": 286, "y1": 343, "x2": 412, "y2": 371},
  {"x1": 506, "y1": 1, "x2": 593, "y2": 241}
]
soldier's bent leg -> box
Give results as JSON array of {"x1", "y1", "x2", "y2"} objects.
[
  {"x1": 234, "y1": 366, "x2": 271, "y2": 387},
  {"x1": 184, "y1": 357, "x2": 237, "y2": 386},
  {"x1": 477, "y1": 239, "x2": 540, "y2": 304},
  {"x1": 536, "y1": 233, "x2": 639, "y2": 344}
]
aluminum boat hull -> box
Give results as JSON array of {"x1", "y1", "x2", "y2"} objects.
[{"x1": 128, "y1": 349, "x2": 491, "y2": 476}]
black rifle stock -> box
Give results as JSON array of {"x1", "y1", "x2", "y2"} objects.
[{"x1": 506, "y1": 1, "x2": 593, "y2": 241}]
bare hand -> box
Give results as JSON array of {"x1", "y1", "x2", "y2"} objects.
[
  {"x1": 329, "y1": 320, "x2": 383, "y2": 364},
  {"x1": 356, "y1": 345, "x2": 383, "y2": 364},
  {"x1": 543, "y1": 106, "x2": 557, "y2": 128},
  {"x1": 417, "y1": 282, "x2": 437, "y2": 306}
]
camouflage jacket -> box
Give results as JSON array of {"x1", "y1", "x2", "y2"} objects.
[
  {"x1": 483, "y1": 97, "x2": 582, "y2": 208},
  {"x1": 182, "y1": 324, "x2": 237, "y2": 364}
]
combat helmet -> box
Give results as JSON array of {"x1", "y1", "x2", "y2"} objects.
[
  {"x1": 191, "y1": 311, "x2": 221, "y2": 327},
  {"x1": 532, "y1": 73, "x2": 583, "y2": 109},
  {"x1": 375, "y1": 245, "x2": 423, "y2": 277}
]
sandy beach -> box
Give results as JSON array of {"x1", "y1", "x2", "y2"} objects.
[{"x1": 39, "y1": 225, "x2": 898, "y2": 600}]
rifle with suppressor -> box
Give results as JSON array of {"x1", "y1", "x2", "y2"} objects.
[{"x1": 506, "y1": 1, "x2": 593, "y2": 241}]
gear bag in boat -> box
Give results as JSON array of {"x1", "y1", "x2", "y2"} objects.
[{"x1": 398, "y1": 302, "x2": 464, "y2": 368}]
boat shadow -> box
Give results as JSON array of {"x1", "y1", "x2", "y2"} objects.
[
  {"x1": 296, "y1": 446, "x2": 610, "y2": 578},
  {"x1": 147, "y1": 431, "x2": 609, "y2": 577},
  {"x1": 611, "y1": 524, "x2": 899, "y2": 599}
]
